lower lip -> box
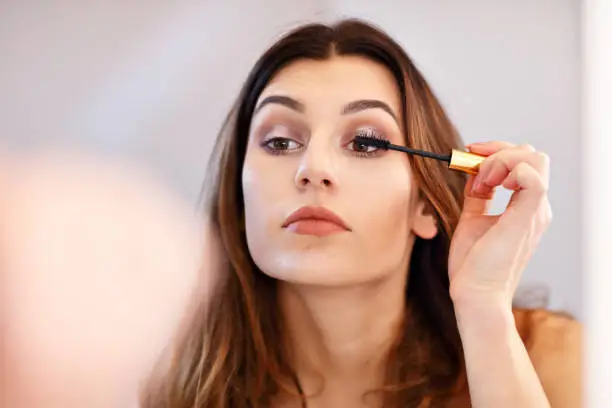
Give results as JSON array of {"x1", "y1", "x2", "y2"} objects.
[{"x1": 285, "y1": 219, "x2": 347, "y2": 237}]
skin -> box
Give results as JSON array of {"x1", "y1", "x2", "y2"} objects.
[{"x1": 0, "y1": 57, "x2": 581, "y2": 407}]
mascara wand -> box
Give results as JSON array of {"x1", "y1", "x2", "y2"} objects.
[{"x1": 353, "y1": 134, "x2": 486, "y2": 175}]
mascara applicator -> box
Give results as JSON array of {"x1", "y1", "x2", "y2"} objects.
[{"x1": 354, "y1": 132, "x2": 485, "y2": 175}]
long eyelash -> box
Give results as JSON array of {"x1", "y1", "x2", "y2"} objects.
[
  {"x1": 351, "y1": 128, "x2": 388, "y2": 158},
  {"x1": 355, "y1": 128, "x2": 389, "y2": 144}
]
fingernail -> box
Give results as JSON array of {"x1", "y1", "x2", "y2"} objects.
[
  {"x1": 470, "y1": 180, "x2": 480, "y2": 195},
  {"x1": 471, "y1": 168, "x2": 490, "y2": 196},
  {"x1": 478, "y1": 165, "x2": 491, "y2": 184},
  {"x1": 471, "y1": 174, "x2": 483, "y2": 195},
  {"x1": 466, "y1": 142, "x2": 484, "y2": 149}
]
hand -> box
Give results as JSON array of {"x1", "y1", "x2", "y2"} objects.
[{"x1": 448, "y1": 141, "x2": 552, "y2": 307}]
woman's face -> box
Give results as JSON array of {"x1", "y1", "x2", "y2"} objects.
[{"x1": 241, "y1": 56, "x2": 437, "y2": 286}]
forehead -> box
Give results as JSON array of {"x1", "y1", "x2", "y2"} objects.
[{"x1": 259, "y1": 55, "x2": 402, "y2": 115}]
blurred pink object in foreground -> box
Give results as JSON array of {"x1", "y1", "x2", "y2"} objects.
[{"x1": 1, "y1": 149, "x2": 218, "y2": 408}]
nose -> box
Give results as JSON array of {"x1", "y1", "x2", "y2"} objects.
[{"x1": 294, "y1": 144, "x2": 337, "y2": 191}]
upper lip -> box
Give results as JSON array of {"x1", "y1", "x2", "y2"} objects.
[{"x1": 282, "y1": 206, "x2": 350, "y2": 231}]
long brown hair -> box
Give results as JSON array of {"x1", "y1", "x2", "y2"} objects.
[{"x1": 142, "y1": 18, "x2": 470, "y2": 408}]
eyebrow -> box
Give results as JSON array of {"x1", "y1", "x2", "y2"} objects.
[
  {"x1": 254, "y1": 95, "x2": 399, "y2": 124},
  {"x1": 341, "y1": 99, "x2": 398, "y2": 123},
  {"x1": 254, "y1": 95, "x2": 305, "y2": 114}
]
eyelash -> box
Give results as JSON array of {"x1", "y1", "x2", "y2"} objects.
[
  {"x1": 346, "y1": 129, "x2": 386, "y2": 158},
  {"x1": 260, "y1": 129, "x2": 388, "y2": 158}
]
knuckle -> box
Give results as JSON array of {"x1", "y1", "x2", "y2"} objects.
[
  {"x1": 517, "y1": 160, "x2": 548, "y2": 192},
  {"x1": 535, "y1": 152, "x2": 550, "y2": 166},
  {"x1": 516, "y1": 161, "x2": 533, "y2": 174},
  {"x1": 490, "y1": 141, "x2": 515, "y2": 151},
  {"x1": 531, "y1": 176, "x2": 548, "y2": 195},
  {"x1": 547, "y1": 207, "x2": 553, "y2": 224},
  {"x1": 481, "y1": 157, "x2": 496, "y2": 173},
  {"x1": 546, "y1": 200, "x2": 553, "y2": 215},
  {"x1": 537, "y1": 180, "x2": 548, "y2": 195},
  {"x1": 520, "y1": 144, "x2": 536, "y2": 152},
  {"x1": 539, "y1": 203, "x2": 553, "y2": 227}
]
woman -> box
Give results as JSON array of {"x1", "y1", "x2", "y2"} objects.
[{"x1": 142, "y1": 19, "x2": 581, "y2": 408}]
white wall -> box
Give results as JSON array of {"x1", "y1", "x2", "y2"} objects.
[
  {"x1": 0, "y1": 2, "x2": 582, "y2": 317},
  {"x1": 0, "y1": 1, "x2": 327, "y2": 195}
]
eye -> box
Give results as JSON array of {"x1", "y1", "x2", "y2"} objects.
[
  {"x1": 347, "y1": 139, "x2": 379, "y2": 154},
  {"x1": 346, "y1": 128, "x2": 386, "y2": 158},
  {"x1": 261, "y1": 137, "x2": 302, "y2": 155}
]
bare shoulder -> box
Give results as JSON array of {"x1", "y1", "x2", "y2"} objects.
[{"x1": 513, "y1": 308, "x2": 583, "y2": 407}]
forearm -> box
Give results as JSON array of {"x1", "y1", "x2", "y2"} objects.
[{"x1": 453, "y1": 295, "x2": 550, "y2": 408}]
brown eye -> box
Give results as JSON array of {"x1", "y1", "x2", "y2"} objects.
[
  {"x1": 345, "y1": 128, "x2": 386, "y2": 158},
  {"x1": 261, "y1": 137, "x2": 302, "y2": 154},
  {"x1": 348, "y1": 140, "x2": 377, "y2": 154},
  {"x1": 269, "y1": 138, "x2": 292, "y2": 150}
]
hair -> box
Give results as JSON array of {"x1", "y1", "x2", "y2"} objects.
[{"x1": 142, "y1": 18, "x2": 472, "y2": 408}]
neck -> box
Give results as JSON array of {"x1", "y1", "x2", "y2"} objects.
[{"x1": 278, "y1": 271, "x2": 408, "y2": 393}]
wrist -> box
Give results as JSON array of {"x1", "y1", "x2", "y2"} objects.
[
  {"x1": 452, "y1": 291, "x2": 516, "y2": 334},
  {"x1": 450, "y1": 280, "x2": 513, "y2": 312}
]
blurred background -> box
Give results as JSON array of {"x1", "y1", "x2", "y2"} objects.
[{"x1": 0, "y1": 0, "x2": 582, "y2": 320}]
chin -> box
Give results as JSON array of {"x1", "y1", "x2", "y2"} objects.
[
  {"x1": 267, "y1": 271, "x2": 374, "y2": 288},
  {"x1": 256, "y1": 255, "x2": 386, "y2": 288}
]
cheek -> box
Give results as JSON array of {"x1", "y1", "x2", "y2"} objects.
[
  {"x1": 241, "y1": 153, "x2": 292, "y2": 242},
  {"x1": 241, "y1": 163, "x2": 261, "y2": 216},
  {"x1": 242, "y1": 159, "x2": 272, "y2": 270},
  {"x1": 242, "y1": 160, "x2": 268, "y2": 230},
  {"x1": 374, "y1": 179, "x2": 413, "y2": 235},
  {"x1": 348, "y1": 160, "x2": 414, "y2": 248}
]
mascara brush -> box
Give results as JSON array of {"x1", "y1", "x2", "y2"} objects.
[{"x1": 354, "y1": 133, "x2": 485, "y2": 175}]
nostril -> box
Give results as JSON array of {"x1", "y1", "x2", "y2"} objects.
[
  {"x1": 301, "y1": 178, "x2": 309, "y2": 186},
  {"x1": 322, "y1": 179, "x2": 331, "y2": 187}
]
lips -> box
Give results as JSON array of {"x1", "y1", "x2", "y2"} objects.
[{"x1": 282, "y1": 206, "x2": 350, "y2": 233}]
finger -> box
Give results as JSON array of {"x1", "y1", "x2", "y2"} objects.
[
  {"x1": 466, "y1": 141, "x2": 516, "y2": 156},
  {"x1": 536, "y1": 200, "x2": 554, "y2": 238},
  {"x1": 507, "y1": 197, "x2": 552, "y2": 291},
  {"x1": 480, "y1": 163, "x2": 548, "y2": 264},
  {"x1": 472, "y1": 148, "x2": 550, "y2": 198},
  {"x1": 462, "y1": 175, "x2": 494, "y2": 216},
  {"x1": 506, "y1": 180, "x2": 552, "y2": 233},
  {"x1": 461, "y1": 142, "x2": 518, "y2": 215},
  {"x1": 499, "y1": 151, "x2": 550, "y2": 191},
  {"x1": 466, "y1": 147, "x2": 549, "y2": 215},
  {"x1": 501, "y1": 157, "x2": 552, "y2": 271},
  {"x1": 500, "y1": 162, "x2": 548, "y2": 222}
]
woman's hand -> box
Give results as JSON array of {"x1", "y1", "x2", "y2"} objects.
[
  {"x1": 448, "y1": 142, "x2": 554, "y2": 408},
  {"x1": 448, "y1": 141, "x2": 552, "y2": 308}
]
